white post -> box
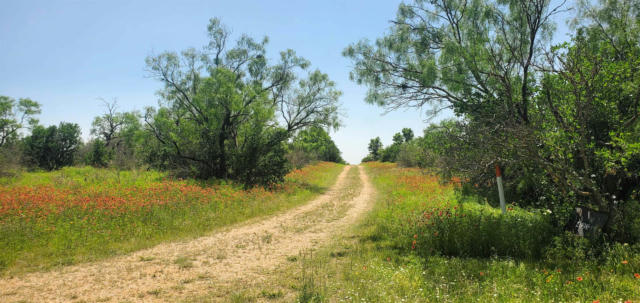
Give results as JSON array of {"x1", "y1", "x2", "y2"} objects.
[{"x1": 495, "y1": 164, "x2": 506, "y2": 214}]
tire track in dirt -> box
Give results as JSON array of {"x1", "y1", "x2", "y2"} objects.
[{"x1": 1, "y1": 165, "x2": 375, "y2": 302}]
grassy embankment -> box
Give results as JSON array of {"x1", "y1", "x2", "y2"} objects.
[
  {"x1": 293, "y1": 162, "x2": 639, "y2": 302},
  {"x1": 0, "y1": 162, "x2": 343, "y2": 275}
]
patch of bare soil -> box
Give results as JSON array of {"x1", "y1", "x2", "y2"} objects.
[{"x1": 0, "y1": 165, "x2": 375, "y2": 302}]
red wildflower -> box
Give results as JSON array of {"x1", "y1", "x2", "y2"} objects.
[
  {"x1": 634, "y1": 273, "x2": 640, "y2": 279},
  {"x1": 577, "y1": 276, "x2": 583, "y2": 281},
  {"x1": 622, "y1": 260, "x2": 628, "y2": 264}
]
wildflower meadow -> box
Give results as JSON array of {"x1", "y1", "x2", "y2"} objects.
[{"x1": 0, "y1": 162, "x2": 343, "y2": 274}]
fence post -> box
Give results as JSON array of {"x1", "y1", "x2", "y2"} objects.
[{"x1": 495, "y1": 164, "x2": 506, "y2": 214}]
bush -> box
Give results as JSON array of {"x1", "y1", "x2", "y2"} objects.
[
  {"x1": 85, "y1": 139, "x2": 111, "y2": 167},
  {"x1": 404, "y1": 202, "x2": 555, "y2": 260},
  {"x1": 396, "y1": 142, "x2": 421, "y2": 167},
  {"x1": 0, "y1": 144, "x2": 23, "y2": 178},
  {"x1": 367, "y1": 163, "x2": 555, "y2": 261},
  {"x1": 286, "y1": 146, "x2": 317, "y2": 169},
  {"x1": 290, "y1": 126, "x2": 344, "y2": 165},
  {"x1": 360, "y1": 155, "x2": 375, "y2": 163},
  {"x1": 544, "y1": 232, "x2": 596, "y2": 269},
  {"x1": 23, "y1": 122, "x2": 82, "y2": 170},
  {"x1": 232, "y1": 128, "x2": 290, "y2": 188}
]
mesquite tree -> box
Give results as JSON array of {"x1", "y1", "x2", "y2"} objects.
[{"x1": 145, "y1": 19, "x2": 341, "y2": 186}]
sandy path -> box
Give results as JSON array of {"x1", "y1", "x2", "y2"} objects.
[{"x1": 1, "y1": 165, "x2": 375, "y2": 302}]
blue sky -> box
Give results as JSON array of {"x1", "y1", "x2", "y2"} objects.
[{"x1": 0, "y1": 0, "x2": 572, "y2": 164}]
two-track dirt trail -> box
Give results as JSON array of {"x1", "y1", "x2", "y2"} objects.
[{"x1": 1, "y1": 165, "x2": 375, "y2": 302}]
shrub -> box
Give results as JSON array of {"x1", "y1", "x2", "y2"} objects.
[
  {"x1": 366, "y1": 162, "x2": 555, "y2": 261},
  {"x1": 85, "y1": 139, "x2": 111, "y2": 167},
  {"x1": 23, "y1": 122, "x2": 82, "y2": 170},
  {"x1": 410, "y1": 203, "x2": 555, "y2": 260}
]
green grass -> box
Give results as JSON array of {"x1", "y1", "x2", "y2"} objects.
[
  {"x1": 293, "y1": 162, "x2": 640, "y2": 302},
  {"x1": 0, "y1": 162, "x2": 344, "y2": 275}
]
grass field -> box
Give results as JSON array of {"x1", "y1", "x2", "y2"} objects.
[
  {"x1": 0, "y1": 162, "x2": 343, "y2": 275},
  {"x1": 294, "y1": 162, "x2": 640, "y2": 302}
]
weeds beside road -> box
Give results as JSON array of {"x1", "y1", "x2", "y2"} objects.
[{"x1": 0, "y1": 162, "x2": 343, "y2": 275}]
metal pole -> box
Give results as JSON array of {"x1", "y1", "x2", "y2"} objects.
[{"x1": 495, "y1": 164, "x2": 506, "y2": 214}]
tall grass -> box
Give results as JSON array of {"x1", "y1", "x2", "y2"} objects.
[
  {"x1": 0, "y1": 162, "x2": 343, "y2": 275},
  {"x1": 368, "y1": 162, "x2": 555, "y2": 260},
  {"x1": 294, "y1": 162, "x2": 640, "y2": 302}
]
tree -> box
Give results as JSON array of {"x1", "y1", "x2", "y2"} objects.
[
  {"x1": 345, "y1": 0, "x2": 566, "y2": 122},
  {"x1": 367, "y1": 137, "x2": 383, "y2": 161},
  {"x1": 85, "y1": 139, "x2": 111, "y2": 167},
  {"x1": 530, "y1": 0, "x2": 640, "y2": 241},
  {"x1": 344, "y1": 0, "x2": 566, "y2": 194},
  {"x1": 144, "y1": 18, "x2": 341, "y2": 186},
  {"x1": 24, "y1": 122, "x2": 81, "y2": 170},
  {"x1": 346, "y1": 0, "x2": 640, "y2": 243},
  {"x1": 91, "y1": 99, "x2": 143, "y2": 168},
  {"x1": 401, "y1": 127, "x2": 414, "y2": 142},
  {"x1": 380, "y1": 132, "x2": 406, "y2": 163},
  {"x1": 392, "y1": 132, "x2": 404, "y2": 145},
  {"x1": 290, "y1": 126, "x2": 344, "y2": 164},
  {"x1": 343, "y1": 0, "x2": 566, "y2": 179},
  {"x1": 0, "y1": 96, "x2": 40, "y2": 148}
]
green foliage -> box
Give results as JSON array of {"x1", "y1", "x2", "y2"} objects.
[
  {"x1": 380, "y1": 143, "x2": 400, "y2": 163},
  {"x1": 347, "y1": 0, "x2": 640, "y2": 244},
  {"x1": 367, "y1": 164, "x2": 554, "y2": 260},
  {"x1": 289, "y1": 126, "x2": 344, "y2": 167},
  {"x1": 85, "y1": 139, "x2": 111, "y2": 168},
  {"x1": 366, "y1": 128, "x2": 416, "y2": 164},
  {"x1": 396, "y1": 141, "x2": 421, "y2": 167},
  {"x1": 232, "y1": 128, "x2": 289, "y2": 187},
  {"x1": 0, "y1": 144, "x2": 23, "y2": 177},
  {"x1": 366, "y1": 137, "x2": 382, "y2": 161},
  {"x1": 90, "y1": 101, "x2": 144, "y2": 169},
  {"x1": 401, "y1": 127, "x2": 413, "y2": 142},
  {"x1": 0, "y1": 96, "x2": 40, "y2": 148},
  {"x1": 23, "y1": 122, "x2": 81, "y2": 170},
  {"x1": 144, "y1": 18, "x2": 341, "y2": 186}
]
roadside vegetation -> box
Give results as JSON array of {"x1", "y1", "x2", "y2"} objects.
[
  {"x1": 0, "y1": 161, "x2": 343, "y2": 275},
  {"x1": 293, "y1": 163, "x2": 640, "y2": 302},
  {"x1": 351, "y1": 0, "x2": 640, "y2": 282}
]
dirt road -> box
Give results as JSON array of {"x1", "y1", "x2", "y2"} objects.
[{"x1": 1, "y1": 165, "x2": 375, "y2": 302}]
